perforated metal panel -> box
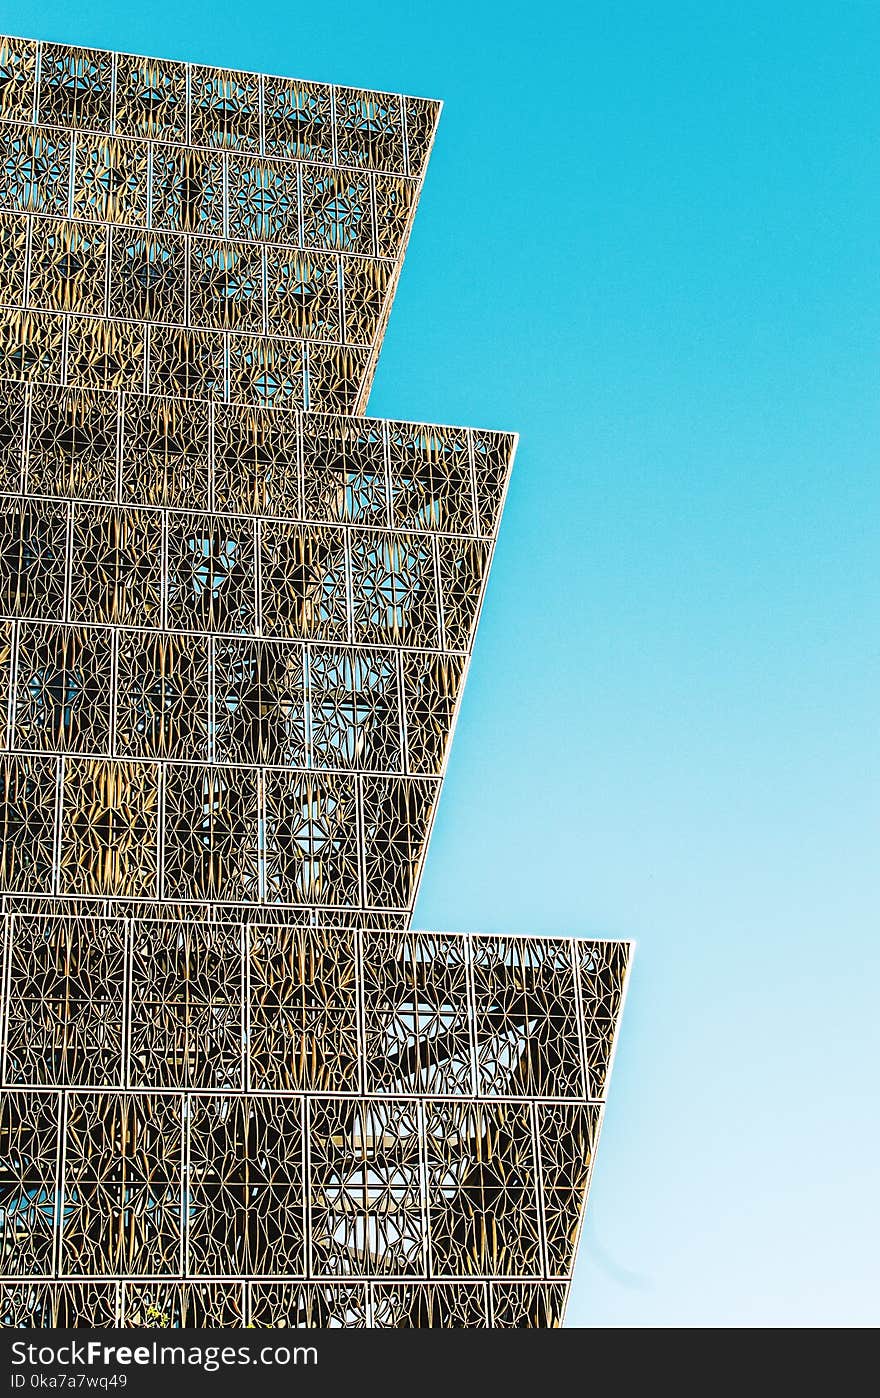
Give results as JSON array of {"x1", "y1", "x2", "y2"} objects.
[{"x1": 0, "y1": 35, "x2": 630, "y2": 1328}]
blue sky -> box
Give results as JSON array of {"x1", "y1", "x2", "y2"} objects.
[{"x1": 6, "y1": 0, "x2": 878, "y2": 1326}]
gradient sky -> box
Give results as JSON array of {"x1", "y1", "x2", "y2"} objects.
[{"x1": 5, "y1": 0, "x2": 877, "y2": 1327}]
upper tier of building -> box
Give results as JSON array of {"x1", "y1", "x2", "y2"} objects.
[
  {"x1": 0, "y1": 36, "x2": 443, "y2": 413},
  {"x1": 0, "y1": 35, "x2": 440, "y2": 176}
]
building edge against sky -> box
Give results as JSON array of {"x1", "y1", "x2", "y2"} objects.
[{"x1": 0, "y1": 34, "x2": 631, "y2": 1328}]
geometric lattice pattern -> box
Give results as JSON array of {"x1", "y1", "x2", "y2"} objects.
[
  {"x1": 0, "y1": 387, "x2": 511, "y2": 917},
  {"x1": 0, "y1": 927, "x2": 628, "y2": 1326},
  {"x1": 0, "y1": 35, "x2": 631, "y2": 1328},
  {"x1": 0, "y1": 34, "x2": 439, "y2": 415}
]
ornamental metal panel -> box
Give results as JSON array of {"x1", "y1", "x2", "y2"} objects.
[
  {"x1": 0, "y1": 34, "x2": 439, "y2": 414},
  {"x1": 0, "y1": 35, "x2": 631, "y2": 1329}
]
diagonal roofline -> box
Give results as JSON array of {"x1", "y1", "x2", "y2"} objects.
[{"x1": 0, "y1": 30, "x2": 444, "y2": 110}]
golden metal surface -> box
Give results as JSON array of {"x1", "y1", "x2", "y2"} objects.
[{"x1": 0, "y1": 35, "x2": 630, "y2": 1328}]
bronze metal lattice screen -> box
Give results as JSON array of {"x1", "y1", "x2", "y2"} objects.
[{"x1": 0, "y1": 35, "x2": 631, "y2": 1328}]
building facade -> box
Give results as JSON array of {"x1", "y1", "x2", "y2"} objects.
[{"x1": 0, "y1": 35, "x2": 631, "y2": 1328}]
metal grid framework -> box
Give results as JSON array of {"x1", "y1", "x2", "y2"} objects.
[
  {"x1": 0, "y1": 35, "x2": 440, "y2": 415},
  {"x1": 0, "y1": 35, "x2": 631, "y2": 1329}
]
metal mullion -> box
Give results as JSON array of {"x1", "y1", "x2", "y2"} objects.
[
  {"x1": 21, "y1": 210, "x2": 33, "y2": 317},
  {"x1": 380, "y1": 419, "x2": 393, "y2": 532},
  {"x1": 182, "y1": 1092, "x2": 191, "y2": 1279},
  {"x1": 241, "y1": 915, "x2": 249, "y2": 1093},
  {"x1": 20, "y1": 381, "x2": 31, "y2": 495},
  {"x1": 207, "y1": 397, "x2": 216, "y2": 515},
  {"x1": 294, "y1": 409, "x2": 305, "y2": 519},
  {"x1": 253, "y1": 516, "x2": 262, "y2": 637},
  {"x1": 4, "y1": 620, "x2": 18, "y2": 753},
  {"x1": 463, "y1": 934, "x2": 479, "y2": 1099},
  {"x1": 182, "y1": 227, "x2": 191, "y2": 331},
  {"x1": 115, "y1": 389, "x2": 124, "y2": 504},
  {"x1": 465, "y1": 429, "x2": 480, "y2": 540},
  {"x1": 156, "y1": 760, "x2": 166, "y2": 902},
  {"x1": 260, "y1": 243, "x2": 268, "y2": 338},
  {"x1": 401, "y1": 96, "x2": 411, "y2": 179},
  {"x1": 431, "y1": 532, "x2": 445, "y2": 653},
  {"x1": 109, "y1": 51, "x2": 118, "y2": 137},
  {"x1": 303, "y1": 643, "x2": 313, "y2": 771},
  {"x1": 570, "y1": 939, "x2": 590, "y2": 1103},
  {"x1": 222, "y1": 150, "x2": 230, "y2": 241},
  {"x1": 354, "y1": 771, "x2": 366, "y2": 916},
  {"x1": 67, "y1": 131, "x2": 75, "y2": 220},
  {"x1": 102, "y1": 221, "x2": 112, "y2": 320},
  {"x1": 303, "y1": 1095, "x2": 312, "y2": 1279},
  {"x1": 368, "y1": 171, "x2": 378, "y2": 261},
  {"x1": 257, "y1": 766, "x2": 266, "y2": 905},
  {"x1": 335, "y1": 254, "x2": 344, "y2": 347},
  {"x1": 159, "y1": 507, "x2": 168, "y2": 631},
  {"x1": 54, "y1": 1088, "x2": 68, "y2": 1279},
  {"x1": 257, "y1": 73, "x2": 266, "y2": 159},
  {"x1": 122, "y1": 917, "x2": 133, "y2": 1090},
  {"x1": 354, "y1": 924, "x2": 366, "y2": 1097},
  {"x1": 142, "y1": 321, "x2": 151, "y2": 396},
  {"x1": 146, "y1": 142, "x2": 154, "y2": 230},
  {"x1": 184, "y1": 64, "x2": 192, "y2": 148},
  {"x1": 52, "y1": 754, "x2": 64, "y2": 897},
  {"x1": 207, "y1": 633, "x2": 215, "y2": 764},
  {"x1": 416, "y1": 1096, "x2": 431, "y2": 1281},
  {"x1": 342, "y1": 519, "x2": 353, "y2": 647},
  {"x1": 59, "y1": 312, "x2": 70, "y2": 388},
  {"x1": 530, "y1": 1099, "x2": 549, "y2": 1282},
  {"x1": 0, "y1": 911, "x2": 12, "y2": 1087},
  {"x1": 295, "y1": 162, "x2": 304, "y2": 250},
  {"x1": 395, "y1": 646, "x2": 408, "y2": 776},
  {"x1": 108, "y1": 625, "x2": 118, "y2": 758},
  {"x1": 31, "y1": 44, "x2": 41, "y2": 127},
  {"x1": 329, "y1": 86, "x2": 339, "y2": 169}
]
